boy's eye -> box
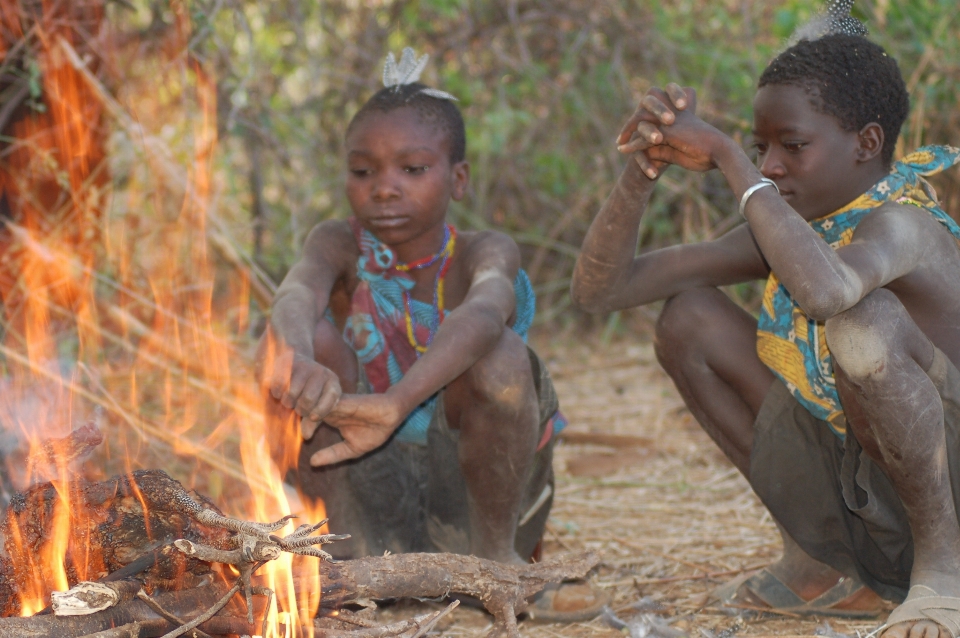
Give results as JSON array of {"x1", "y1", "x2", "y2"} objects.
[
  {"x1": 349, "y1": 168, "x2": 371, "y2": 177},
  {"x1": 753, "y1": 143, "x2": 768, "y2": 154},
  {"x1": 783, "y1": 141, "x2": 807, "y2": 152},
  {"x1": 404, "y1": 165, "x2": 429, "y2": 175}
]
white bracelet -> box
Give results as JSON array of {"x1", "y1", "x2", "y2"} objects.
[{"x1": 739, "y1": 178, "x2": 780, "y2": 217}]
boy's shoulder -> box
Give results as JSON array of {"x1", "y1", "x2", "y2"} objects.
[
  {"x1": 857, "y1": 201, "x2": 950, "y2": 240},
  {"x1": 455, "y1": 227, "x2": 519, "y2": 252},
  {"x1": 305, "y1": 218, "x2": 356, "y2": 241},
  {"x1": 454, "y1": 227, "x2": 522, "y2": 269},
  {"x1": 300, "y1": 218, "x2": 360, "y2": 268}
]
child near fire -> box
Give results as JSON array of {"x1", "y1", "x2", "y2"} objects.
[
  {"x1": 573, "y1": 2, "x2": 960, "y2": 636},
  {"x1": 258, "y1": 49, "x2": 604, "y2": 621}
]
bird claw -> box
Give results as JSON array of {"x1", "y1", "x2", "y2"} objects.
[
  {"x1": 289, "y1": 546, "x2": 335, "y2": 561},
  {"x1": 241, "y1": 535, "x2": 258, "y2": 562}
]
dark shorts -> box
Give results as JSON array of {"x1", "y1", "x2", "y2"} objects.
[
  {"x1": 749, "y1": 348, "x2": 960, "y2": 602},
  {"x1": 293, "y1": 347, "x2": 559, "y2": 560}
]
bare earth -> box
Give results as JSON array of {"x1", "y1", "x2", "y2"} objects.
[{"x1": 374, "y1": 335, "x2": 895, "y2": 638}]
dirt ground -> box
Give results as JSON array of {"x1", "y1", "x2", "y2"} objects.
[{"x1": 376, "y1": 334, "x2": 894, "y2": 638}]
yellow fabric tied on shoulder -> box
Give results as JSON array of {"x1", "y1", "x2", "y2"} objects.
[{"x1": 755, "y1": 145, "x2": 960, "y2": 439}]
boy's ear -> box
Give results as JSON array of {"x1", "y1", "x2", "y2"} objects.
[
  {"x1": 451, "y1": 160, "x2": 470, "y2": 201},
  {"x1": 856, "y1": 122, "x2": 885, "y2": 163}
]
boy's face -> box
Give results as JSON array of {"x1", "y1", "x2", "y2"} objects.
[
  {"x1": 752, "y1": 84, "x2": 879, "y2": 221},
  {"x1": 345, "y1": 107, "x2": 468, "y2": 249}
]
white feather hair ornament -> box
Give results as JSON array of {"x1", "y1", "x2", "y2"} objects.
[
  {"x1": 382, "y1": 47, "x2": 458, "y2": 102},
  {"x1": 787, "y1": 0, "x2": 868, "y2": 47}
]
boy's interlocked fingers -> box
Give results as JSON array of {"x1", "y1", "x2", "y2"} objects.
[
  {"x1": 617, "y1": 84, "x2": 696, "y2": 178},
  {"x1": 616, "y1": 83, "x2": 693, "y2": 148}
]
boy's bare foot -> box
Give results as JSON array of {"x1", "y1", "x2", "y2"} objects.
[{"x1": 881, "y1": 568, "x2": 960, "y2": 638}]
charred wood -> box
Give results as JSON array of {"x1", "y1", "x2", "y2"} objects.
[
  {"x1": 0, "y1": 470, "x2": 234, "y2": 617},
  {"x1": 0, "y1": 583, "x2": 259, "y2": 637}
]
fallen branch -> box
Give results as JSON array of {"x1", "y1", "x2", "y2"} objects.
[{"x1": 315, "y1": 551, "x2": 601, "y2": 638}]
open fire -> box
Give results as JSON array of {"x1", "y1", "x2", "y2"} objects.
[{"x1": 0, "y1": 1, "x2": 324, "y2": 635}]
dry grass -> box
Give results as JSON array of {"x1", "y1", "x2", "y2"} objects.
[{"x1": 376, "y1": 333, "x2": 894, "y2": 638}]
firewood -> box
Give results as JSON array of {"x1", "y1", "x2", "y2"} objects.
[
  {"x1": 0, "y1": 583, "x2": 257, "y2": 638},
  {"x1": 0, "y1": 470, "x2": 235, "y2": 617},
  {"x1": 313, "y1": 551, "x2": 601, "y2": 638},
  {"x1": 0, "y1": 468, "x2": 597, "y2": 636},
  {"x1": 77, "y1": 622, "x2": 145, "y2": 638},
  {"x1": 0, "y1": 550, "x2": 599, "y2": 637}
]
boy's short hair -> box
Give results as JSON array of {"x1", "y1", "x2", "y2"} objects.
[
  {"x1": 346, "y1": 83, "x2": 467, "y2": 164},
  {"x1": 758, "y1": 34, "x2": 909, "y2": 167}
]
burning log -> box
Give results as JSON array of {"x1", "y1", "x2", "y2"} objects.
[
  {"x1": 0, "y1": 582, "x2": 260, "y2": 637},
  {"x1": 0, "y1": 468, "x2": 236, "y2": 616}
]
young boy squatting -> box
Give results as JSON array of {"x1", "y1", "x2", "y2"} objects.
[
  {"x1": 257, "y1": 54, "x2": 603, "y2": 620},
  {"x1": 573, "y1": 26, "x2": 960, "y2": 638}
]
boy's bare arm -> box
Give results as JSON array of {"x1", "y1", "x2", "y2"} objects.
[
  {"x1": 572, "y1": 159, "x2": 769, "y2": 313},
  {"x1": 638, "y1": 90, "x2": 935, "y2": 320},
  {"x1": 308, "y1": 231, "x2": 521, "y2": 466},
  {"x1": 262, "y1": 220, "x2": 356, "y2": 418},
  {"x1": 713, "y1": 144, "x2": 937, "y2": 319}
]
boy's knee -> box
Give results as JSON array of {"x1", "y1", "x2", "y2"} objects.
[
  {"x1": 460, "y1": 329, "x2": 534, "y2": 409},
  {"x1": 655, "y1": 288, "x2": 726, "y2": 362},
  {"x1": 825, "y1": 289, "x2": 902, "y2": 382}
]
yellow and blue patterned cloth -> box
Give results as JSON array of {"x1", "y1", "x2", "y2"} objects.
[{"x1": 756, "y1": 145, "x2": 960, "y2": 438}]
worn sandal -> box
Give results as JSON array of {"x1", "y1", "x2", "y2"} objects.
[
  {"x1": 881, "y1": 585, "x2": 960, "y2": 638},
  {"x1": 525, "y1": 581, "x2": 610, "y2": 623},
  {"x1": 712, "y1": 568, "x2": 884, "y2": 619}
]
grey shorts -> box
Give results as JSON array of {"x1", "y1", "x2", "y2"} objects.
[
  {"x1": 293, "y1": 347, "x2": 559, "y2": 560},
  {"x1": 749, "y1": 348, "x2": 960, "y2": 602}
]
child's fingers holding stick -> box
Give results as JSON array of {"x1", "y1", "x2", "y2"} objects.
[{"x1": 265, "y1": 344, "x2": 295, "y2": 403}]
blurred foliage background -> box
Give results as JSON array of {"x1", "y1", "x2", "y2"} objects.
[{"x1": 20, "y1": 0, "x2": 960, "y2": 335}]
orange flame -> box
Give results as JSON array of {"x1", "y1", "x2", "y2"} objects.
[{"x1": 0, "y1": 1, "x2": 321, "y2": 633}]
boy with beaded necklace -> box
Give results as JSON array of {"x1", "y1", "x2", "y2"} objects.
[
  {"x1": 259, "y1": 49, "x2": 604, "y2": 621},
  {"x1": 574, "y1": 2, "x2": 960, "y2": 636}
]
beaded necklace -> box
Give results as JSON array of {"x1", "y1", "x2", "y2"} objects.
[{"x1": 394, "y1": 225, "x2": 457, "y2": 354}]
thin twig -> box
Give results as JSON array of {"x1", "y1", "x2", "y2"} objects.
[
  {"x1": 719, "y1": 602, "x2": 803, "y2": 618},
  {"x1": 410, "y1": 600, "x2": 460, "y2": 638},
  {"x1": 627, "y1": 562, "x2": 767, "y2": 585},
  {"x1": 136, "y1": 590, "x2": 213, "y2": 638},
  {"x1": 158, "y1": 580, "x2": 240, "y2": 638}
]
